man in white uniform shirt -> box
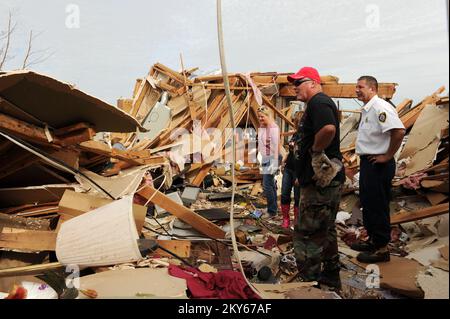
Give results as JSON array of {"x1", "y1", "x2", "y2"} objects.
[{"x1": 353, "y1": 76, "x2": 405, "y2": 263}]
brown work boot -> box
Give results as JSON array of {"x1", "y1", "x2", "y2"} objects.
[{"x1": 357, "y1": 246, "x2": 390, "y2": 263}]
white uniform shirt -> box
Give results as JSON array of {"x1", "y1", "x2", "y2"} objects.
[{"x1": 356, "y1": 95, "x2": 405, "y2": 155}]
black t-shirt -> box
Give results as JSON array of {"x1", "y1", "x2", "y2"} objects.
[{"x1": 296, "y1": 92, "x2": 344, "y2": 186}]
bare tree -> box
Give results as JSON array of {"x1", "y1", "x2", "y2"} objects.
[
  {"x1": 0, "y1": 11, "x2": 17, "y2": 70},
  {"x1": 21, "y1": 30, "x2": 54, "y2": 69},
  {"x1": 1, "y1": 11, "x2": 53, "y2": 71}
]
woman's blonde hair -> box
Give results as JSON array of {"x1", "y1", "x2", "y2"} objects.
[{"x1": 257, "y1": 105, "x2": 271, "y2": 117}]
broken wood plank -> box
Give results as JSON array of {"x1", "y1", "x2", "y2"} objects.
[
  {"x1": 58, "y1": 127, "x2": 96, "y2": 147},
  {"x1": 137, "y1": 186, "x2": 225, "y2": 239},
  {"x1": 154, "y1": 240, "x2": 191, "y2": 258},
  {"x1": 390, "y1": 203, "x2": 449, "y2": 225},
  {"x1": 396, "y1": 98, "x2": 413, "y2": 116},
  {"x1": 0, "y1": 229, "x2": 57, "y2": 251},
  {"x1": 425, "y1": 192, "x2": 448, "y2": 206},
  {"x1": 191, "y1": 163, "x2": 213, "y2": 187},
  {"x1": 251, "y1": 181, "x2": 262, "y2": 196},
  {"x1": 400, "y1": 86, "x2": 445, "y2": 130},
  {"x1": 0, "y1": 113, "x2": 61, "y2": 147}
]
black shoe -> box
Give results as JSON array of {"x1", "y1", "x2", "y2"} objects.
[
  {"x1": 318, "y1": 271, "x2": 342, "y2": 290},
  {"x1": 357, "y1": 249, "x2": 390, "y2": 263},
  {"x1": 350, "y1": 241, "x2": 374, "y2": 252}
]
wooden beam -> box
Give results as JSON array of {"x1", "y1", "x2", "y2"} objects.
[
  {"x1": 58, "y1": 127, "x2": 96, "y2": 147},
  {"x1": 261, "y1": 94, "x2": 294, "y2": 127},
  {"x1": 390, "y1": 203, "x2": 449, "y2": 225},
  {"x1": 137, "y1": 186, "x2": 226, "y2": 239},
  {"x1": 0, "y1": 112, "x2": 60, "y2": 147},
  {"x1": 153, "y1": 62, "x2": 193, "y2": 85},
  {"x1": 279, "y1": 83, "x2": 397, "y2": 99}
]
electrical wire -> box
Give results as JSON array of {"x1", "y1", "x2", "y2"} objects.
[{"x1": 216, "y1": 0, "x2": 262, "y2": 298}]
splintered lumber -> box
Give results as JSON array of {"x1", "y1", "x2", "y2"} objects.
[
  {"x1": 0, "y1": 112, "x2": 95, "y2": 148},
  {"x1": 137, "y1": 186, "x2": 225, "y2": 239},
  {"x1": 400, "y1": 86, "x2": 445, "y2": 130},
  {"x1": 79, "y1": 140, "x2": 167, "y2": 166},
  {"x1": 154, "y1": 240, "x2": 191, "y2": 258},
  {"x1": 0, "y1": 112, "x2": 60, "y2": 147},
  {"x1": 390, "y1": 203, "x2": 449, "y2": 225},
  {"x1": 396, "y1": 98, "x2": 413, "y2": 116},
  {"x1": 191, "y1": 163, "x2": 213, "y2": 187}
]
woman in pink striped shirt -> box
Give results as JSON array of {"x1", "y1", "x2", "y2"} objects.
[{"x1": 257, "y1": 106, "x2": 281, "y2": 217}]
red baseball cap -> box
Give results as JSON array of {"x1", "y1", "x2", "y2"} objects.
[{"x1": 287, "y1": 66, "x2": 321, "y2": 84}]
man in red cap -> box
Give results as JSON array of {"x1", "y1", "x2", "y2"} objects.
[{"x1": 288, "y1": 66, "x2": 344, "y2": 290}]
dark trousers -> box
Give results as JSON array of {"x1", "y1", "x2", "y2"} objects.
[
  {"x1": 359, "y1": 157, "x2": 396, "y2": 248},
  {"x1": 281, "y1": 168, "x2": 300, "y2": 207}
]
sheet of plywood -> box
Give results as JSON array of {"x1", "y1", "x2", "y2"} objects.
[
  {"x1": 399, "y1": 104, "x2": 449, "y2": 176},
  {"x1": 79, "y1": 268, "x2": 187, "y2": 299},
  {"x1": 416, "y1": 267, "x2": 449, "y2": 299},
  {"x1": 425, "y1": 192, "x2": 448, "y2": 206},
  {"x1": 0, "y1": 70, "x2": 143, "y2": 132},
  {"x1": 351, "y1": 256, "x2": 425, "y2": 299}
]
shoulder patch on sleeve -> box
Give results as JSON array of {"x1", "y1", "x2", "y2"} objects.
[{"x1": 378, "y1": 112, "x2": 387, "y2": 123}]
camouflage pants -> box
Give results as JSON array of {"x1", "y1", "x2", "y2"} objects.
[{"x1": 293, "y1": 181, "x2": 341, "y2": 281}]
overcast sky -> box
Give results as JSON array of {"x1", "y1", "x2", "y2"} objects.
[{"x1": 0, "y1": 0, "x2": 448, "y2": 107}]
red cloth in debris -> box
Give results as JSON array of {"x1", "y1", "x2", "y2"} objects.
[{"x1": 168, "y1": 264, "x2": 260, "y2": 299}]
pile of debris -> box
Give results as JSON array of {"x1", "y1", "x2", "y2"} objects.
[{"x1": 0, "y1": 64, "x2": 447, "y2": 300}]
